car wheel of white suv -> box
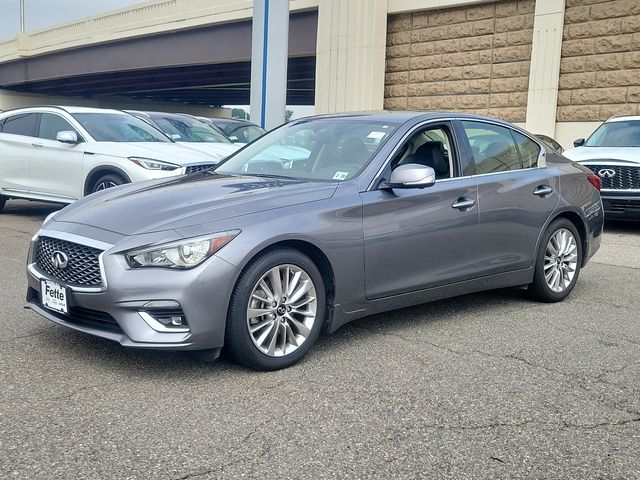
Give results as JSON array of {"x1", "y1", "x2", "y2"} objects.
[
  {"x1": 91, "y1": 173, "x2": 126, "y2": 193},
  {"x1": 0, "y1": 195, "x2": 6, "y2": 212}
]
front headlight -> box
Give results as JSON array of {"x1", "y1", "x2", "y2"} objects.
[
  {"x1": 125, "y1": 230, "x2": 240, "y2": 269},
  {"x1": 129, "y1": 157, "x2": 180, "y2": 171}
]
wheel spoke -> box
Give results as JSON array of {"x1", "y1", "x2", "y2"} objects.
[
  {"x1": 289, "y1": 279, "x2": 312, "y2": 305},
  {"x1": 287, "y1": 270, "x2": 302, "y2": 297},
  {"x1": 287, "y1": 315, "x2": 311, "y2": 337},
  {"x1": 269, "y1": 267, "x2": 283, "y2": 301},
  {"x1": 249, "y1": 318, "x2": 274, "y2": 333},
  {"x1": 266, "y1": 322, "x2": 280, "y2": 356},
  {"x1": 247, "y1": 307, "x2": 273, "y2": 320},
  {"x1": 258, "y1": 279, "x2": 275, "y2": 302},
  {"x1": 284, "y1": 323, "x2": 298, "y2": 347}
]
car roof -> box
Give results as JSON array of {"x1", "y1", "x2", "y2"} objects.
[
  {"x1": 0, "y1": 105, "x2": 131, "y2": 116},
  {"x1": 606, "y1": 115, "x2": 640, "y2": 123},
  {"x1": 293, "y1": 111, "x2": 522, "y2": 128}
]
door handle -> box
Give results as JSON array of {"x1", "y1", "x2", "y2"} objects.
[
  {"x1": 451, "y1": 197, "x2": 476, "y2": 211},
  {"x1": 31, "y1": 143, "x2": 44, "y2": 148},
  {"x1": 533, "y1": 185, "x2": 553, "y2": 197}
]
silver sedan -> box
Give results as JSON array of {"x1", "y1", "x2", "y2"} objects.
[{"x1": 25, "y1": 112, "x2": 604, "y2": 370}]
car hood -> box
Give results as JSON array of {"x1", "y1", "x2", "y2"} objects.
[
  {"x1": 177, "y1": 142, "x2": 241, "y2": 161},
  {"x1": 85, "y1": 142, "x2": 216, "y2": 166},
  {"x1": 52, "y1": 174, "x2": 338, "y2": 236},
  {"x1": 564, "y1": 146, "x2": 640, "y2": 164}
]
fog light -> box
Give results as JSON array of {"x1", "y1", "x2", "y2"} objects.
[{"x1": 171, "y1": 316, "x2": 183, "y2": 326}]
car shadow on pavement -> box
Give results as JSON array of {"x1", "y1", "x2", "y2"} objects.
[{"x1": 34, "y1": 287, "x2": 530, "y2": 376}]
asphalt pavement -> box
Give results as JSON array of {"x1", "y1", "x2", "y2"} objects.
[{"x1": 1, "y1": 199, "x2": 639, "y2": 479}]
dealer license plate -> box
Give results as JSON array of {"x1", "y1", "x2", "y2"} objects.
[{"x1": 41, "y1": 279, "x2": 68, "y2": 315}]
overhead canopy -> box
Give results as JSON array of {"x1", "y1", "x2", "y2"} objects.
[{"x1": 0, "y1": 10, "x2": 317, "y2": 106}]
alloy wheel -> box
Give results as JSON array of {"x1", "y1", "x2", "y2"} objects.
[
  {"x1": 95, "y1": 180, "x2": 119, "y2": 191},
  {"x1": 544, "y1": 228, "x2": 578, "y2": 293},
  {"x1": 246, "y1": 264, "x2": 317, "y2": 357}
]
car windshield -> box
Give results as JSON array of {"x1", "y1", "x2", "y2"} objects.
[
  {"x1": 72, "y1": 113, "x2": 170, "y2": 142},
  {"x1": 585, "y1": 120, "x2": 640, "y2": 147},
  {"x1": 223, "y1": 124, "x2": 266, "y2": 143},
  {"x1": 215, "y1": 118, "x2": 396, "y2": 182},
  {"x1": 151, "y1": 115, "x2": 231, "y2": 143}
]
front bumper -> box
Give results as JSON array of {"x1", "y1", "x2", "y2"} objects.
[
  {"x1": 601, "y1": 191, "x2": 640, "y2": 220},
  {"x1": 25, "y1": 233, "x2": 239, "y2": 351}
]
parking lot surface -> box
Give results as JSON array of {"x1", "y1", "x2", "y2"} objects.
[{"x1": 1, "y1": 200, "x2": 639, "y2": 479}]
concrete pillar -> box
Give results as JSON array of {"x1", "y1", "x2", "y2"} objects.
[
  {"x1": 525, "y1": 0, "x2": 566, "y2": 136},
  {"x1": 314, "y1": 0, "x2": 388, "y2": 114},
  {"x1": 250, "y1": 0, "x2": 290, "y2": 130}
]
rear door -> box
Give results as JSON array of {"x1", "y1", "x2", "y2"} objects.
[
  {"x1": 459, "y1": 120, "x2": 559, "y2": 275},
  {"x1": 0, "y1": 112, "x2": 40, "y2": 195},
  {"x1": 29, "y1": 112, "x2": 86, "y2": 201}
]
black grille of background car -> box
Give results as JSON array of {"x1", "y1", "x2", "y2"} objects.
[
  {"x1": 36, "y1": 237, "x2": 103, "y2": 287},
  {"x1": 185, "y1": 164, "x2": 216, "y2": 174},
  {"x1": 584, "y1": 165, "x2": 640, "y2": 190}
]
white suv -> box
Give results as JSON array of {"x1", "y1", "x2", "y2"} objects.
[
  {"x1": 0, "y1": 106, "x2": 224, "y2": 212},
  {"x1": 564, "y1": 115, "x2": 640, "y2": 220}
]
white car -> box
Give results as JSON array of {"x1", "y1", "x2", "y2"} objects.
[
  {"x1": 564, "y1": 115, "x2": 640, "y2": 220},
  {"x1": 0, "y1": 106, "x2": 220, "y2": 212}
]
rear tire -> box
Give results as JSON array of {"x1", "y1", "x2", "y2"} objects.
[
  {"x1": 91, "y1": 173, "x2": 126, "y2": 194},
  {"x1": 528, "y1": 218, "x2": 582, "y2": 303},
  {"x1": 0, "y1": 196, "x2": 6, "y2": 212},
  {"x1": 225, "y1": 248, "x2": 326, "y2": 371}
]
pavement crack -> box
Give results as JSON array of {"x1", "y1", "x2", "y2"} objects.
[{"x1": 2, "y1": 327, "x2": 53, "y2": 343}]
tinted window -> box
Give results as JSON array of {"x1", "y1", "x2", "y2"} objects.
[
  {"x1": 223, "y1": 124, "x2": 265, "y2": 143},
  {"x1": 513, "y1": 131, "x2": 541, "y2": 168},
  {"x1": 72, "y1": 113, "x2": 170, "y2": 142},
  {"x1": 2, "y1": 113, "x2": 38, "y2": 137},
  {"x1": 462, "y1": 121, "x2": 521, "y2": 174},
  {"x1": 39, "y1": 113, "x2": 77, "y2": 141},
  {"x1": 150, "y1": 114, "x2": 230, "y2": 143}
]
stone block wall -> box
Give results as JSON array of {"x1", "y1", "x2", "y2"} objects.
[
  {"x1": 384, "y1": 0, "x2": 534, "y2": 122},
  {"x1": 558, "y1": 0, "x2": 640, "y2": 121}
]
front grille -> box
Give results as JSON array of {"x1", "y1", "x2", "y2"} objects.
[
  {"x1": 185, "y1": 164, "x2": 215, "y2": 174},
  {"x1": 584, "y1": 164, "x2": 640, "y2": 190},
  {"x1": 36, "y1": 236, "x2": 103, "y2": 287}
]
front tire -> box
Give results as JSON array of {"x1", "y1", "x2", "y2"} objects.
[
  {"x1": 0, "y1": 195, "x2": 6, "y2": 212},
  {"x1": 225, "y1": 248, "x2": 326, "y2": 371},
  {"x1": 91, "y1": 173, "x2": 126, "y2": 194},
  {"x1": 528, "y1": 218, "x2": 582, "y2": 303}
]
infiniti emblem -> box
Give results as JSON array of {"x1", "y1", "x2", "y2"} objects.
[
  {"x1": 598, "y1": 168, "x2": 616, "y2": 179},
  {"x1": 51, "y1": 251, "x2": 69, "y2": 269}
]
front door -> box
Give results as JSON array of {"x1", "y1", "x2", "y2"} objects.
[
  {"x1": 361, "y1": 121, "x2": 480, "y2": 299},
  {"x1": 29, "y1": 113, "x2": 85, "y2": 201}
]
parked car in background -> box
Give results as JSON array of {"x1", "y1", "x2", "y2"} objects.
[
  {"x1": 200, "y1": 117, "x2": 266, "y2": 144},
  {"x1": 25, "y1": 112, "x2": 603, "y2": 370},
  {"x1": 0, "y1": 106, "x2": 217, "y2": 212},
  {"x1": 126, "y1": 111, "x2": 240, "y2": 162},
  {"x1": 535, "y1": 134, "x2": 564, "y2": 154},
  {"x1": 564, "y1": 115, "x2": 640, "y2": 220}
]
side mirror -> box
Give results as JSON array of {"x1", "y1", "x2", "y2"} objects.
[
  {"x1": 56, "y1": 131, "x2": 79, "y2": 144},
  {"x1": 385, "y1": 164, "x2": 436, "y2": 189},
  {"x1": 573, "y1": 138, "x2": 585, "y2": 147}
]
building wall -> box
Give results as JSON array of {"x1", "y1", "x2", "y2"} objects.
[
  {"x1": 557, "y1": 0, "x2": 640, "y2": 122},
  {"x1": 384, "y1": 0, "x2": 535, "y2": 123}
]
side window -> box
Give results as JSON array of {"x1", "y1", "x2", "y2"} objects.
[
  {"x1": 462, "y1": 121, "x2": 521, "y2": 174},
  {"x1": 513, "y1": 131, "x2": 541, "y2": 168},
  {"x1": 39, "y1": 113, "x2": 77, "y2": 141},
  {"x1": 391, "y1": 125, "x2": 455, "y2": 180},
  {"x1": 2, "y1": 113, "x2": 39, "y2": 137}
]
